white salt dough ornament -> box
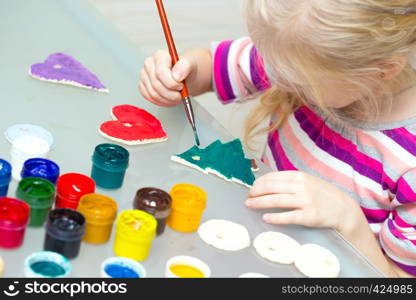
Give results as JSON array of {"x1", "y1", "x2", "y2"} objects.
[
  {"x1": 294, "y1": 244, "x2": 340, "y2": 278},
  {"x1": 253, "y1": 231, "x2": 301, "y2": 264},
  {"x1": 197, "y1": 219, "x2": 251, "y2": 251}
]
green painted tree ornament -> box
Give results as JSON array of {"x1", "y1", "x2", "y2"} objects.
[{"x1": 171, "y1": 139, "x2": 255, "y2": 187}]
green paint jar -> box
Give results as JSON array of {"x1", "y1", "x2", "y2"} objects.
[
  {"x1": 16, "y1": 177, "x2": 55, "y2": 226},
  {"x1": 91, "y1": 144, "x2": 129, "y2": 190}
]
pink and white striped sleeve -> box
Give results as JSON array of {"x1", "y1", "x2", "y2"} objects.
[
  {"x1": 379, "y1": 168, "x2": 416, "y2": 276},
  {"x1": 211, "y1": 37, "x2": 271, "y2": 104}
]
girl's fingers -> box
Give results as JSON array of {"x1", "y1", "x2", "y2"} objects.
[
  {"x1": 139, "y1": 81, "x2": 152, "y2": 102},
  {"x1": 172, "y1": 57, "x2": 193, "y2": 82},
  {"x1": 246, "y1": 194, "x2": 303, "y2": 209},
  {"x1": 249, "y1": 171, "x2": 314, "y2": 197},
  {"x1": 139, "y1": 81, "x2": 166, "y2": 107},
  {"x1": 140, "y1": 72, "x2": 176, "y2": 107},
  {"x1": 154, "y1": 51, "x2": 184, "y2": 91},
  {"x1": 143, "y1": 60, "x2": 182, "y2": 105},
  {"x1": 262, "y1": 210, "x2": 303, "y2": 226},
  {"x1": 249, "y1": 179, "x2": 299, "y2": 197}
]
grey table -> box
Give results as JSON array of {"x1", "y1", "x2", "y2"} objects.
[{"x1": 0, "y1": 0, "x2": 382, "y2": 277}]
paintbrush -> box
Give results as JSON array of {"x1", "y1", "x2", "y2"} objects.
[{"x1": 155, "y1": 0, "x2": 200, "y2": 146}]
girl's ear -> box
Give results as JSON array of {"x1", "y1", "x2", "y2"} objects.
[{"x1": 378, "y1": 56, "x2": 408, "y2": 80}]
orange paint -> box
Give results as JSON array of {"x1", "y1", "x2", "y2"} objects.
[
  {"x1": 170, "y1": 264, "x2": 204, "y2": 278},
  {"x1": 166, "y1": 183, "x2": 207, "y2": 233},
  {"x1": 77, "y1": 194, "x2": 117, "y2": 244}
]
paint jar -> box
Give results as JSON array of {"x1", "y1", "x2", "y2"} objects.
[
  {"x1": 165, "y1": 256, "x2": 211, "y2": 278},
  {"x1": 101, "y1": 257, "x2": 146, "y2": 278},
  {"x1": 78, "y1": 193, "x2": 117, "y2": 244},
  {"x1": 10, "y1": 136, "x2": 50, "y2": 181},
  {"x1": 21, "y1": 158, "x2": 60, "y2": 184},
  {"x1": 55, "y1": 173, "x2": 95, "y2": 209},
  {"x1": 167, "y1": 183, "x2": 207, "y2": 233},
  {"x1": 0, "y1": 197, "x2": 30, "y2": 248},
  {"x1": 25, "y1": 251, "x2": 71, "y2": 278},
  {"x1": 44, "y1": 208, "x2": 86, "y2": 259},
  {"x1": 0, "y1": 159, "x2": 12, "y2": 197},
  {"x1": 133, "y1": 187, "x2": 172, "y2": 235},
  {"x1": 113, "y1": 210, "x2": 157, "y2": 261},
  {"x1": 91, "y1": 143, "x2": 129, "y2": 190},
  {"x1": 16, "y1": 177, "x2": 55, "y2": 227}
]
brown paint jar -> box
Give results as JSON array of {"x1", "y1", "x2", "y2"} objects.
[{"x1": 133, "y1": 188, "x2": 172, "y2": 235}]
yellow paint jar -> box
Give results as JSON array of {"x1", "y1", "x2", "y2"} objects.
[
  {"x1": 113, "y1": 210, "x2": 157, "y2": 261},
  {"x1": 165, "y1": 256, "x2": 211, "y2": 278},
  {"x1": 170, "y1": 265, "x2": 204, "y2": 278},
  {"x1": 78, "y1": 193, "x2": 117, "y2": 244},
  {"x1": 166, "y1": 183, "x2": 207, "y2": 233}
]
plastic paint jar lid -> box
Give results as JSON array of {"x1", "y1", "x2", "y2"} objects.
[
  {"x1": 116, "y1": 210, "x2": 157, "y2": 242},
  {"x1": 25, "y1": 251, "x2": 71, "y2": 278},
  {"x1": 169, "y1": 184, "x2": 207, "y2": 213},
  {"x1": 133, "y1": 188, "x2": 172, "y2": 218},
  {"x1": 45, "y1": 209, "x2": 86, "y2": 241},
  {"x1": 11, "y1": 136, "x2": 50, "y2": 158},
  {"x1": 0, "y1": 197, "x2": 30, "y2": 230},
  {"x1": 56, "y1": 173, "x2": 95, "y2": 201},
  {"x1": 5, "y1": 124, "x2": 54, "y2": 148},
  {"x1": 0, "y1": 160, "x2": 12, "y2": 186},
  {"x1": 101, "y1": 257, "x2": 146, "y2": 278},
  {"x1": 92, "y1": 144, "x2": 129, "y2": 172},
  {"x1": 16, "y1": 177, "x2": 55, "y2": 209},
  {"x1": 78, "y1": 194, "x2": 117, "y2": 225},
  {"x1": 21, "y1": 158, "x2": 60, "y2": 184}
]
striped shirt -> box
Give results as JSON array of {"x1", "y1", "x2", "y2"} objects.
[{"x1": 212, "y1": 37, "x2": 416, "y2": 275}]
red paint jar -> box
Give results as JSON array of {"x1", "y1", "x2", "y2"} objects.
[
  {"x1": 0, "y1": 197, "x2": 30, "y2": 248},
  {"x1": 55, "y1": 173, "x2": 95, "y2": 209}
]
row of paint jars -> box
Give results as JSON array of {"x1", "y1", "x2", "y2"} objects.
[
  {"x1": 0, "y1": 182, "x2": 207, "y2": 262},
  {"x1": 3, "y1": 142, "x2": 130, "y2": 192},
  {"x1": 0, "y1": 142, "x2": 129, "y2": 235},
  {"x1": 0, "y1": 142, "x2": 130, "y2": 200},
  {"x1": 22, "y1": 252, "x2": 211, "y2": 278}
]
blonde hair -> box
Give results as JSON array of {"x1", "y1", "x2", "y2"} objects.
[{"x1": 244, "y1": 0, "x2": 416, "y2": 148}]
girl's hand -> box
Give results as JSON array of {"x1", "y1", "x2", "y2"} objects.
[
  {"x1": 246, "y1": 171, "x2": 363, "y2": 234},
  {"x1": 138, "y1": 50, "x2": 194, "y2": 107}
]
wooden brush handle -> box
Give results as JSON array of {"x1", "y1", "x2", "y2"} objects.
[{"x1": 155, "y1": 0, "x2": 190, "y2": 99}]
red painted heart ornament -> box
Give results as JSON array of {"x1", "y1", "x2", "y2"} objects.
[{"x1": 99, "y1": 105, "x2": 168, "y2": 145}]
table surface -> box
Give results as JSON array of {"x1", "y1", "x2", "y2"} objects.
[{"x1": 0, "y1": 0, "x2": 382, "y2": 277}]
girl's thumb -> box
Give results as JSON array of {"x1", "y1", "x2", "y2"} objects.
[{"x1": 172, "y1": 58, "x2": 192, "y2": 82}]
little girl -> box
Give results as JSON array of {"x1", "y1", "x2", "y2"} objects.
[{"x1": 139, "y1": 0, "x2": 416, "y2": 277}]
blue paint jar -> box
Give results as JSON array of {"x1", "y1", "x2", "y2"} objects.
[
  {"x1": 101, "y1": 257, "x2": 146, "y2": 278},
  {"x1": 91, "y1": 144, "x2": 129, "y2": 190},
  {"x1": 21, "y1": 158, "x2": 60, "y2": 184},
  {"x1": 0, "y1": 159, "x2": 12, "y2": 197}
]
